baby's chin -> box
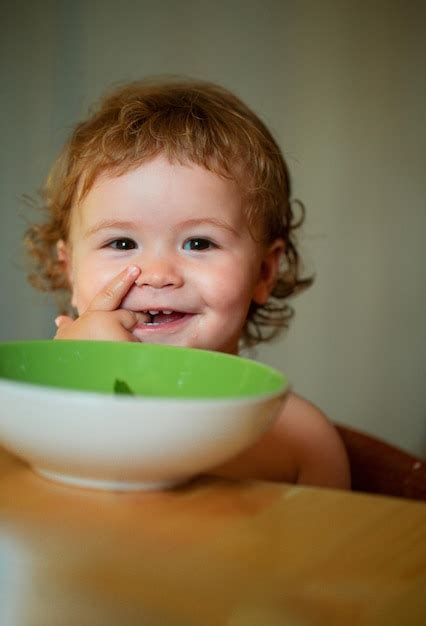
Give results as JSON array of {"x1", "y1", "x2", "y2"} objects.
[
  {"x1": 131, "y1": 331, "x2": 239, "y2": 355},
  {"x1": 131, "y1": 334, "x2": 202, "y2": 351}
]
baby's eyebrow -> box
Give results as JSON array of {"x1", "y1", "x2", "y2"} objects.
[
  {"x1": 83, "y1": 217, "x2": 239, "y2": 238},
  {"x1": 83, "y1": 219, "x2": 138, "y2": 239},
  {"x1": 178, "y1": 218, "x2": 239, "y2": 235}
]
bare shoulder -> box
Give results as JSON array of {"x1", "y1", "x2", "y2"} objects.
[
  {"x1": 277, "y1": 392, "x2": 351, "y2": 489},
  {"x1": 211, "y1": 391, "x2": 351, "y2": 490}
]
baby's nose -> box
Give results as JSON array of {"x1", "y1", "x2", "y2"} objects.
[{"x1": 134, "y1": 256, "x2": 183, "y2": 289}]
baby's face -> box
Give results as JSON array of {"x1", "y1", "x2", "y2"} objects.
[{"x1": 62, "y1": 155, "x2": 281, "y2": 354}]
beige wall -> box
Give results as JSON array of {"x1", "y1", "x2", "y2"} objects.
[{"x1": 1, "y1": 1, "x2": 425, "y2": 456}]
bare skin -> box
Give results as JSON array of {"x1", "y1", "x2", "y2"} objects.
[
  {"x1": 55, "y1": 266, "x2": 351, "y2": 490},
  {"x1": 211, "y1": 392, "x2": 351, "y2": 489},
  {"x1": 55, "y1": 265, "x2": 149, "y2": 340}
]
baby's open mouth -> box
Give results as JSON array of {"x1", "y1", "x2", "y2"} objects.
[{"x1": 139, "y1": 310, "x2": 187, "y2": 326}]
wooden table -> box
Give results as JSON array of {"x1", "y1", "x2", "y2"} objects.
[{"x1": 0, "y1": 446, "x2": 425, "y2": 626}]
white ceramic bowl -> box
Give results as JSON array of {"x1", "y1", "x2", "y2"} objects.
[{"x1": 0, "y1": 341, "x2": 288, "y2": 491}]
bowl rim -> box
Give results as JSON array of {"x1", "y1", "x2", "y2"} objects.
[
  {"x1": 0, "y1": 340, "x2": 288, "y2": 404},
  {"x1": 0, "y1": 376, "x2": 289, "y2": 405}
]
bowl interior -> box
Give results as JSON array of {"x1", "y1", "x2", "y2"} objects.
[{"x1": 0, "y1": 341, "x2": 286, "y2": 399}]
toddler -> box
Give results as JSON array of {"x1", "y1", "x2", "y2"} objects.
[{"x1": 25, "y1": 78, "x2": 350, "y2": 489}]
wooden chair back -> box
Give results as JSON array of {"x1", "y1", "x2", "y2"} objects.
[{"x1": 335, "y1": 424, "x2": 426, "y2": 500}]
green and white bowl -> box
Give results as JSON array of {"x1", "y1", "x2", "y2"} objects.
[{"x1": 0, "y1": 341, "x2": 288, "y2": 491}]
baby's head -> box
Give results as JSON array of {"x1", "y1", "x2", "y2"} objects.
[{"x1": 25, "y1": 78, "x2": 312, "y2": 348}]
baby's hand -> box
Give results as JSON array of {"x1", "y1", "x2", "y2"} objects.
[{"x1": 54, "y1": 265, "x2": 148, "y2": 342}]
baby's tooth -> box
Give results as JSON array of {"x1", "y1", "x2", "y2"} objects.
[
  {"x1": 163, "y1": 310, "x2": 172, "y2": 315},
  {"x1": 148, "y1": 310, "x2": 159, "y2": 315}
]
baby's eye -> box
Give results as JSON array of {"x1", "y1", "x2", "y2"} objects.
[
  {"x1": 108, "y1": 238, "x2": 137, "y2": 250},
  {"x1": 183, "y1": 238, "x2": 215, "y2": 251}
]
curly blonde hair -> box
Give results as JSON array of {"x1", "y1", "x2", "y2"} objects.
[{"x1": 25, "y1": 77, "x2": 313, "y2": 346}]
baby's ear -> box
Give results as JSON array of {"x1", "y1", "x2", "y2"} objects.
[
  {"x1": 252, "y1": 240, "x2": 284, "y2": 305},
  {"x1": 56, "y1": 240, "x2": 76, "y2": 306}
]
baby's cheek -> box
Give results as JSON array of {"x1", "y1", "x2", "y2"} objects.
[
  {"x1": 72, "y1": 265, "x2": 119, "y2": 313},
  {"x1": 205, "y1": 267, "x2": 255, "y2": 311},
  {"x1": 72, "y1": 282, "x2": 92, "y2": 314}
]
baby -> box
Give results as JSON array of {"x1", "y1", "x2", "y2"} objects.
[{"x1": 25, "y1": 78, "x2": 350, "y2": 489}]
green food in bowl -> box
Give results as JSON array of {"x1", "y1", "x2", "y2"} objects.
[
  {"x1": 114, "y1": 379, "x2": 135, "y2": 395},
  {"x1": 0, "y1": 340, "x2": 285, "y2": 399}
]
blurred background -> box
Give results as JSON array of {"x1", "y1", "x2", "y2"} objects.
[{"x1": 1, "y1": 0, "x2": 425, "y2": 456}]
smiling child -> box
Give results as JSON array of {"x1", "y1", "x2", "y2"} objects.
[{"x1": 25, "y1": 79, "x2": 350, "y2": 488}]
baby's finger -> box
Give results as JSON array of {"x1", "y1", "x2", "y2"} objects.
[
  {"x1": 55, "y1": 315, "x2": 73, "y2": 329},
  {"x1": 87, "y1": 265, "x2": 141, "y2": 312},
  {"x1": 115, "y1": 309, "x2": 149, "y2": 331}
]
